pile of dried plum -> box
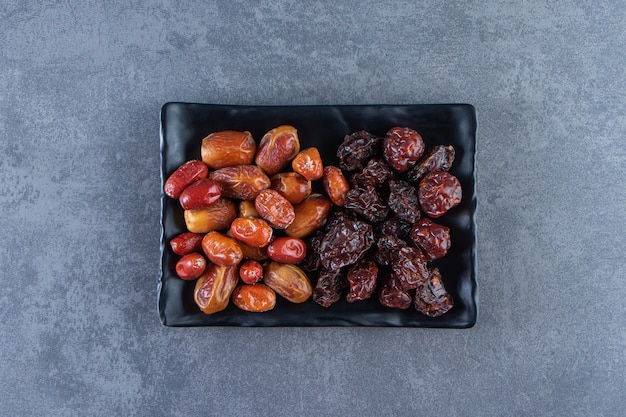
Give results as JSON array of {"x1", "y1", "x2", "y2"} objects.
[{"x1": 306, "y1": 127, "x2": 461, "y2": 317}]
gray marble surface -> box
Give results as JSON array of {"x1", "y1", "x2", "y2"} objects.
[{"x1": 1, "y1": 1, "x2": 624, "y2": 416}]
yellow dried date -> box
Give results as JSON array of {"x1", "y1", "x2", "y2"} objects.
[
  {"x1": 201, "y1": 130, "x2": 257, "y2": 169},
  {"x1": 194, "y1": 264, "x2": 238, "y2": 315},
  {"x1": 263, "y1": 262, "x2": 312, "y2": 304},
  {"x1": 184, "y1": 198, "x2": 237, "y2": 233}
]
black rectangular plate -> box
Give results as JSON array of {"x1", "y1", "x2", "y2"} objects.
[{"x1": 159, "y1": 103, "x2": 477, "y2": 327}]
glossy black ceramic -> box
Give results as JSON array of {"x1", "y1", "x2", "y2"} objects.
[{"x1": 159, "y1": 103, "x2": 477, "y2": 327}]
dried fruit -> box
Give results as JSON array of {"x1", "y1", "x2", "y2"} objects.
[
  {"x1": 300, "y1": 232, "x2": 324, "y2": 272},
  {"x1": 184, "y1": 198, "x2": 237, "y2": 233},
  {"x1": 313, "y1": 269, "x2": 345, "y2": 308},
  {"x1": 410, "y1": 218, "x2": 451, "y2": 260},
  {"x1": 263, "y1": 262, "x2": 312, "y2": 303},
  {"x1": 238, "y1": 200, "x2": 259, "y2": 218},
  {"x1": 337, "y1": 130, "x2": 382, "y2": 171},
  {"x1": 318, "y1": 216, "x2": 374, "y2": 270},
  {"x1": 414, "y1": 268, "x2": 453, "y2": 317},
  {"x1": 255, "y1": 125, "x2": 300, "y2": 175},
  {"x1": 254, "y1": 189, "x2": 295, "y2": 229},
  {"x1": 209, "y1": 165, "x2": 271, "y2": 200},
  {"x1": 239, "y1": 260, "x2": 264, "y2": 284},
  {"x1": 175, "y1": 253, "x2": 207, "y2": 280},
  {"x1": 379, "y1": 272, "x2": 412, "y2": 309},
  {"x1": 236, "y1": 240, "x2": 269, "y2": 261},
  {"x1": 292, "y1": 147, "x2": 323, "y2": 181},
  {"x1": 201, "y1": 231, "x2": 243, "y2": 266},
  {"x1": 376, "y1": 217, "x2": 411, "y2": 241},
  {"x1": 284, "y1": 194, "x2": 333, "y2": 239},
  {"x1": 232, "y1": 284, "x2": 277, "y2": 312},
  {"x1": 270, "y1": 172, "x2": 311, "y2": 205},
  {"x1": 322, "y1": 166, "x2": 350, "y2": 207},
  {"x1": 382, "y1": 126, "x2": 424, "y2": 172},
  {"x1": 194, "y1": 264, "x2": 238, "y2": 314},
  {"x1": 392, "y1": 246, "x2": 429, "y2": 291},
  {"x1": 201, "y1": 130, "x2": 257, "y2": 169},
  {"x1": 164, "y1": 160, "x2": 208, "y2": 199},
  {"x1": 372, "y1": 235, "x2": 407, "y2": 267},
  {"x1": 346, "y1": 259, "x2": 378, "y2": 303},
  {"x1": 179, "y1": 178, "x2": 222, "y2": 210},
  {"x1": 418, "y1": 171, "x2": 462, "y2": 218},
  {"x1": 343, "y1": 185, "x2": 389, "y2": 223},
  {"x1": 407, "y1": 145, "x2": 455, "y2": 182},
  {"x1": 267, "y1": 237, "x2": 306, "y2": 264},
  {"x1": 170, "y1": 232, "x2": 205, "y2": 256},
  {"x1": 350, "y1": 158, "x2": 392, "y2": 187},
  {"x1": 230, "y1": 217, "x2": 273, "y2": 248},
  {"x1": 387, "y1": 180, "x2": 420, "y2": 224}
]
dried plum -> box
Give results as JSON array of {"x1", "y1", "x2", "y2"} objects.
[
  {"x1": 337, "y1": 130, "x2": 382, "y2": 171},
  {"x1": 407, "y1": 145, "x2": 455, "y2": 182},
  {"x1": 344, "y1": 185, "x2": 389, "y2": 223},
  {"x1": 415, "y1": 267, "x2": 453, "y2": 317},
  {"x1": 346, "y1": 259, "x2": 378, "y2": 303},
  {"x1": 379, "y1": 272, "x2": 412, "y2": 309},
  {"x1": 350, "y1": 158, "x2": 392, "y2": 187},
  {"x1": 313, "y1": 269, "x2": 346, "y2": 308},
  {"x1": 318, "y1": 217, "x2": 374, "y2": 270},
  {"x1": 387, "y1": 180, "x2": 421, "y2": 224},
  {"x1": 391, "y1": 246, "x2": 429, "y2": 291}
]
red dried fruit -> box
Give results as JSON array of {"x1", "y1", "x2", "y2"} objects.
[
  {"x1": 230, "y1": 217, "x2": 273, "y2": 248},
  {"x1": 418, "y1": 171, "x2": 462, "y2": 218},
  {"x1": 170, "y1": 232, "x2": 205, "y2": 256},
  {"x1": 267, "y1": 237, "x2": 306, "y2": 264},
  {"x1": 164, "y1": 160, "x2": 208, "y2": 199},
  {"x1": 239, "y1": 260, "x2": 264, "y2": 284},
  {"x1": 232, "y1": 284, "x2": 276, "y2": 312},
  {"x1": 179, "y1": 178, "x2": 222, "y2": 210},
  {"x1": 346, "y1": 259, "x2": 378, "y2": 303},
  {"x1": 175, "y1": 253, "x2": 207, "y2": 280},
  {"x1": 382, "y1": 126, "x2": 424, "y2": 172},
  {"x1": 410, "y1": 218, "x2": 451, "y2": 260},
  {"x1": 292, "y1": 147, "x2": 323, "y2": 181},
  {"x1": 254, "y1": 189, "x2": 295, "y2": 229}
]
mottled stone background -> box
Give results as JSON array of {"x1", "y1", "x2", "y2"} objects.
[{"x1": 1, "y1": 1, "x2": 624, "y2": 416}]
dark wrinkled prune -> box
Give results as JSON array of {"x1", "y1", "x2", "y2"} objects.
[
  {"x1": 377, "y1": 217, "x2": 411, "y2": 240},
  {"x1": 379, "y1": 272, "x2": 412, "y2": 309},
  {"x1": 300, "y1": 231, "x2": 324, "y2": 272},
  {"x1": 337, "y1": 131, "x2": 383, "y2": 171},
  {"x1": 318, "y1": 218, "x2": 374, "y2": 270},
  {"x1": 344, "y1": 185, "x2": 389, "y2": 223},
  {"x1": 392, "y1": 246, "x2": 429, "y2": 291},
  {"x1": 415, "y1": 267, "x2": 453, "y2": 317},
  {"x1": 410, "y1": 218, "x2": 451, "y2": 260},
  {"x1": 372, "y1": 235, "x2": 407, "y2": 266},
  {"x1": 313, "y1": 269, "x2": 346, "y2": 308},
  {"x1": 387, "y1": 180, "x2": 421, "y2": 224},
  {"x1": 346, "y1": 259, "x2": 378, "y2": 303},
  {"x1": 407, "y1": 145, "x2": 455, "y2": 182},
  {"x1": 351, "y1": 158, "x2": 393, "y2": 187},
  {"x1": 382, "y1": 127, "x2": 425, "y2": 173},
  {"x1": 418, "y1": 171, "x2": 462, "y2": 218}
]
